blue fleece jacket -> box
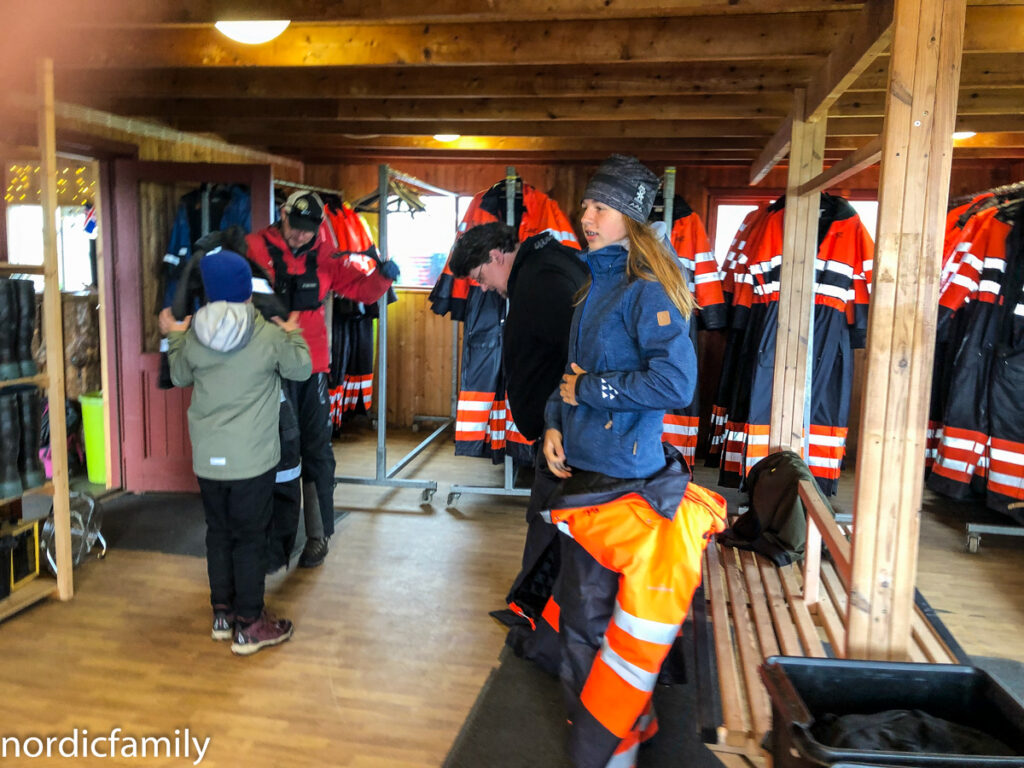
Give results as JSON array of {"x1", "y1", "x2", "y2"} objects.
[{"x1": 544, "y1": 242, "x2": 696, "y2": 478}]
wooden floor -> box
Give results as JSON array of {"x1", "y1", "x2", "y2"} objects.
[{"x1": 1, "y1": 426, "x2": 1021, "y2": 768}]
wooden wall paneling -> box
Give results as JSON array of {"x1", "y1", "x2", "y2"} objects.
[
  {"x1": 384, "y1": 291, "x2": 457, "y2": 427},
  {"x1": 847, "y1": 0, "x2": 966, "y2": 660}
]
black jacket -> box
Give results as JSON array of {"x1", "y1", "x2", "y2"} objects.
[{"x1": 504, "y1": 233, "x2": 589, "y2": 441}]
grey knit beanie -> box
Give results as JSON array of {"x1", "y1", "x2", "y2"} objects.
[{"x1": 582, "y1": 154, "x2": 659, "y2": 223}]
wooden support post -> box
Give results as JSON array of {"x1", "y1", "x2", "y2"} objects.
[
  {"x1": 847, "y1": 0, "x2": 965, "y2": 660},
  {"x1": 769, "y1": 89, "x2": 826, "y2": 454},
  {"x1": 38, "y1": 58, "x2": 73, "y2": 599}
]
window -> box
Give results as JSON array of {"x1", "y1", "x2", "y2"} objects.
[
  {"x1": 848, "y1": 200, "x2": 878, "y2": 240},
  {"x1": 6, "y1": 204, "x2": 95, "y2": 292},
  {"x1": 5, "y1": 159, "x2": 98, "y2": 292},
  {"x1": 709, "y1": 193, "x2": 879, "y2": 271},
  {"x1": 385, "y1": 194, "x2": 474, "y2": 288},
  {"x1": 712, "y1": 204, "x2": 759, "y2": 269}
]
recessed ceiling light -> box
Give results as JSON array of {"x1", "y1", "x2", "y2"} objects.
[
  {"x1": 215, "y1": 20, "x2": 290, "y2": 45},
  {"x1": 433, "y1": 134, "x2": 461, "y2": 143},
  {"x1": 951, "y1": 131, "x2": 977, "y2": 140}
]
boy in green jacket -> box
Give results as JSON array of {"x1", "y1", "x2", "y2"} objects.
[{"x1": 160, "y1": 249, "x2": 312, "y2": 656}]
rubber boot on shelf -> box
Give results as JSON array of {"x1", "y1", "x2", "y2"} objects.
[
  {"x1": 0, "y1": 393, "x2": 24, "y2": 498},
  {"x1": 0, "y1": 280, "x2": 20, "y2": 381},
  {"x1": 17, "y1": 389, "x2": 45, "y2": 490},
  {"x1": 12, "y1": 279, "x2": 39, "y2": 378}
]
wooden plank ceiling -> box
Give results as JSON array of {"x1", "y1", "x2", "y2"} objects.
[{"x1": 3, "y1": 1, "x2": 1024, "y2": 170}]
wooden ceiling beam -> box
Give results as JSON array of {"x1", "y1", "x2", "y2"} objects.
[
  {"x1": 41, "y1": 15, "x2": 852, "y2": 69},
  {"x1": 830, "y1": 87, "x2": 1024, "y2": 117},
  {"x1": 804, "y1": 0, "x2": 893, "y2": 121},
  {"x1": 36, "y1": 0, "x2": 867, "y2": 26},
  {"x1": 55, "y1": 62, "x2": 820, "y2": 100},
  {"x1": 298, "y1": 151, "x2": 786, "y2": 166},
  {"x1": 205, "y1": 135, "x2": 874, "y2": 153},
  {"x1": 750, "y1": 114, "x2": 795, "y2": 185},
  {"x1": 95, "y1": 94, "x2": 794, "y2": 122},
  {"x1": 24, "y1": 7, "x2": 1020, "y2": 71},
  {"x1": 848, "y1": 53, "x2": 1024, "y2": 92},
  {"x1": 178, "y1": 118, "x2": 784, "y2": 140},
  {"x1": 797, "y1": 135, "x2": 883, "y2": 195},
  {"x1": 749, "y1": 0, "x2": 892, "y2": 184},
  {"x1": 54, "y1": 54, "x2": 1024, "y2": 103}
]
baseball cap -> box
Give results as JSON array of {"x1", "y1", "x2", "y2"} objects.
[{"x1": 284, "y1": 190, "x2": 324, "y2": 232}]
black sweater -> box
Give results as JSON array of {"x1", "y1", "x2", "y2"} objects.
[{"x1": 504, "y1": 233, "x2": 590, "y2": 441}]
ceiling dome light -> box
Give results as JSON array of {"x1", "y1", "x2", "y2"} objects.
[
  {"x1": 951, "y1": 131, "x2": 977, "y2": 140},
  {"x1": 433, "y1": 134, "x2": 461, "y2": 143},
  {"x1": 215, "y1": 20, "x2": 290, "y2": 45}
]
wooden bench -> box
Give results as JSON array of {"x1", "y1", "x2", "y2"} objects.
[{"x1": 692, "y1": 478, "x2": 969, "y2": 767}]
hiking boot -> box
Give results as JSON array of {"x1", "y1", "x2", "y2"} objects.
[
  {"x1": 211, "y1": 607, "x2": 234, "y2": 641},
  {"x1": 230, "y1": 610, "x2": 294, "y2": 656},
  {"x1": 298, "y1": 536, "x2": 329, "y2": 568}
]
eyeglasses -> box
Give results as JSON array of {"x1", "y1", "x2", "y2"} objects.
[{"x1": 468, "y1": 261, "x2": 488, "y2": 284}]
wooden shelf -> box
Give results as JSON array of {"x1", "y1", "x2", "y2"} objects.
[
  {"x1": 0, "y1": 481, "x2": 54, "y2": 508},
  {"x1": 0, "y1": 373, "x2": 48, "y2": 392},
  {"x1": 0, "y1": 579, "x2": 55, "y2": 622},
  {"x1": 0, "y1": 263, "x2": 46, "y2": 276}
]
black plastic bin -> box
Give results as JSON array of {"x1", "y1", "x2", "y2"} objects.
[{"x1": 760, "y1": 656, "x2": 1024, "y2": 768}]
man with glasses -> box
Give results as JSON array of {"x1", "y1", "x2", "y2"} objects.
[{"x1": 448, "y1": 221, "x2": 588, "y2": 673}]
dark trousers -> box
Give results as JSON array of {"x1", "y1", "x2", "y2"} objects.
[
  {"x1": 198, "y1": 467, "x2": 276, "y2": 620},
  {"x1": 284, "y1": 373, "x2": 337, "y2": 537},
  {"x1": 504, "y1": 448, "x2": 565, "y2": 675},
  {"x1": 266, "y1": 393, "x2": 302, "y2": 569}
]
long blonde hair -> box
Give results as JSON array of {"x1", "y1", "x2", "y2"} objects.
[{"x1": 623, "y1": 216, "x2": 695, "y2": 318}]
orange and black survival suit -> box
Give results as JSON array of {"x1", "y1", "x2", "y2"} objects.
[{"x1": 540, "y1": 446, "x2": 726, "y2": 768}]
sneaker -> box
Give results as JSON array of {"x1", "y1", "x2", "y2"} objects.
[
  {"x1": 298, "y1": 536, "x2": 329, "y2": 568},
  {"x1": 230, "y1": 610, "x2": 294, "y2": 656},
  {"x1": 211, "y1": 607, "x2": 234, "y2": 642}
]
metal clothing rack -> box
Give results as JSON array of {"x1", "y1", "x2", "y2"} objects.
[
  {"x1": 945, "y1": 179, "x2": 1024, "y2": 552},
  {"x1": 334, "y1": 163, "x2": 458, "y2": 502},
  {"x1": 448, "y1": 166, "x2": 532, "y2": 505},
  {"x1": 273, "y1": 178, "x2": 345, "y2": 199}
]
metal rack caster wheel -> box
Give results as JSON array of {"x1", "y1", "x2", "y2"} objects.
[
  {"x1": 447, "y1": 492, "x2": 461, "y2": 506},
  {"x1": 966, "y1": 534, "x2": 980, "y2": 554},
  {"x1": 421, "y1": 489, "x2": 435, "y2": 503},
  {"x1": 411, "y1": 423, "x2": 420, "y2": 433}
]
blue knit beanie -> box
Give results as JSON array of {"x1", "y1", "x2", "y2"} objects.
[{"x1": 199, "y1": 249, "x2": 252, "y2": 303}]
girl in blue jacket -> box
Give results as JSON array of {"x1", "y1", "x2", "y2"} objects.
[
  {"x1": 543, "y1": 154, "x2": 697, "y2": 481},
  {"x1": 541, "y1": 155, "x2": 708, "y2": 768}
]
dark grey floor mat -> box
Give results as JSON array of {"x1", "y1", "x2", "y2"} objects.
[
  {"x1": 98, "y1": 492, "x2": 209, "y2": 557},
  {"x1": 444, "y1": 641, "x2": 726, "y2": 768},
  {"x1": 95, "y1": 492, "x2": 347, "y2": 559}
]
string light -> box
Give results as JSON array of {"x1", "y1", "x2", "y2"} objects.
[{"x1": 4, "y1": 164, "x2": 96, "y2": 206}]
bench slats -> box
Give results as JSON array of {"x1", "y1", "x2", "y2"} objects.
[
  {"x1": 698, "y1": 478, "x2": 966, "y2": 767},
  {"x1": 777, "y1": 565, "x2": 827, "y2": 658},
  {"x1": 756, "y1": 556, "x2": 804, "y2": 656},
  {"x1": 720, "y1": 544, "x2": 773, "y2": 743},
  {"x1": 739, "y1": 550, "x2": 781, "y2": 658},
  {"x1": 704, "y1": 543, "x2": 751, "y2": 745}
]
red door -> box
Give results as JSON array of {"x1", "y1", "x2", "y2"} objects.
[{"x1": 111, "y1": 161, "x2": 272, "y2": 492}]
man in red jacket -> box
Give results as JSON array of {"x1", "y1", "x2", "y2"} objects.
[{"x1": 246, "y1": 191, "x2": 397, "y2": 567}]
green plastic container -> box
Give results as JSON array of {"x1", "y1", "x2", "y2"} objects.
[{"x1": 79, "y1": 391, "x2": 106, "y2": 485}]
